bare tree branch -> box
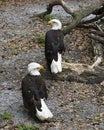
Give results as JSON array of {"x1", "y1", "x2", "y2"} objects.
[
  {"x1": 35, "y1": 0, "x2": 104, "y2": 35},
  {"x1": 90, "y1": 30, "x2": 104, "y2": 37},
  {"x1": 79, "y1": 12, "x2": 104, "y2": 25},
  {"x1": 92, "y1": 3, "x2": 104, "y2": 15},
  {"x1": 79, "y1": 3, "x2": 104, "y2": 25},
  {"x1": 88, "y1": 33, "x2": 104, "y2": 43},
  {"x1": 63, "y1": 1, "x2": 104, "y2": 34},
  {"x1": 77, "y1": 24, "x2": 99, "y2": 30},
  {"x1": 61, "y1": 62, "x2": 104, "y2": 84},
  {"x1": 37, "y1": 0, "x2": 74, "y2": 18}
]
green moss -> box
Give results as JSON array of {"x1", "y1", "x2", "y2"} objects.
[
  {"x1": 14, "y1": 45, "x2": 20, "y2": 50},
  {"x1": 64, "y1": 58, "x2": 74, "y2": 63},
  {"x1": 36, "y1": 34, "x2": 45, "y2": 44},
  {"x1": 17, "y1": 124, "x2": 40, "y2": 130},
  {"x1": 43, "y1": 14, "x2": 55, "y2": 21},
  {"x1": 0, "y1": 111, "x2": 13, "y2": 120}
]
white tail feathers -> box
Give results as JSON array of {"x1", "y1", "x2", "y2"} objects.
[
  {"x1": 36, "y1": 99, "x2": 53, "y2": 121},
  {"x1": 51, "y1": 53, "x2": 62, "y2": 74}
]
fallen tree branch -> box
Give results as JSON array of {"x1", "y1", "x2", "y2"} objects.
[
  {"x1": 79, "y1": 12, "x2": 104, "y2": 25},
  {"x1": 60, "y1": 62, "x2": 104, "y2": 84},
  {"x1": 62, "y1": 62, "x2": 94, "y2": 74},
  {"x1": 90, "y1": 30, "x2": 104, "y2": 37},
  {"x1": 92, "y1": 3, "x2": 104, "y2": 15},
  {"x1": 88, "y1": 33, "x2": 104, "y2": 43},
  {"x1": 36, "y1": 0, "x2": 74, "y2": 19},
  {"x1": 91, "y1": 56, "x2": 103, "y2": 68},
  {"x1": 42, "y1": 62, "x2": 104, "y2": 84},
  {"x1": 63, "y1": 1, "x2": 104, "y2": 34},
  {"x1": 78, "y1": 5, "x2": 104, "y2": 25},
  {"x1": 77, "y1": 23, "x2": 99, "y2": 30}
]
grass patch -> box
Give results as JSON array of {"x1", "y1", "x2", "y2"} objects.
[
  {"x1": 17, "y1": 124, "x2": 40, "y2": 130},
  {"x1": 43, "y1": 14, "x2": 55, "y2": 21},
  {"x1": 0, "y1": 111, "x2": 13, "y2": 120},
  {"x1": 36, "y1": 34, "x2": 45, "y2": 45},
  {"x1": 64, "y1": 58, "x2": 75, "y2": 63},
  {"x1": 14, "y1": 45, "x2": 20, "y2": 50}
]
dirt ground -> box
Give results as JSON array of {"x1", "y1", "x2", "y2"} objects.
[{"x1": 0, "y1": 0, "x2": 104, "y2": 130}]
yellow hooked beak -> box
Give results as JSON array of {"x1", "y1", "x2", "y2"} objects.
[
  {"x1": 48, "y1": 20, "x2": 53, "y2": 25},
  {"x1": 38, "y1": 65, "x2": 44, "y2": 70}
]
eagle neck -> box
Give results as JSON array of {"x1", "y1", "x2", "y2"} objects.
[
  {"x1": 30, "y1": 70, "x2": 40, "y2": 76},
  {"x1": 51, "y1": 23, "x2": 62, "y2": 30},
  {"x1": 51, "y1": 27, "x2": 61, "y2": 30}
]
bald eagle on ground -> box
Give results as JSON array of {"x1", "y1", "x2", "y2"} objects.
[
  {"x1": 21, "y1": 62, "x2": 53, "y2": 121},
  {"x1": 45, "y1": 19, "x2": 65, "y2": 74}
]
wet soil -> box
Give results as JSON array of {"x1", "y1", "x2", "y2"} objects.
[{"x1": 0, "y1": 0, "x2": 104, "y2": 130}]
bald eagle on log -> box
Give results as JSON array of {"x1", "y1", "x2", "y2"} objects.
[
  {"x1": 21, "y1": 62, "x2": 53, "y2": 121},
  {"x1": 45, "y1": 19, "x2": 65, "y2": 74}
]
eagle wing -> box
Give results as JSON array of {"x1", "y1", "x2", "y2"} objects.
[
  {"x1": 45, "y1": 30, "x2": 65, "y2": 66},
  {"x1": 21, "y1": 74, "x2": 48, "y2": 111}
]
